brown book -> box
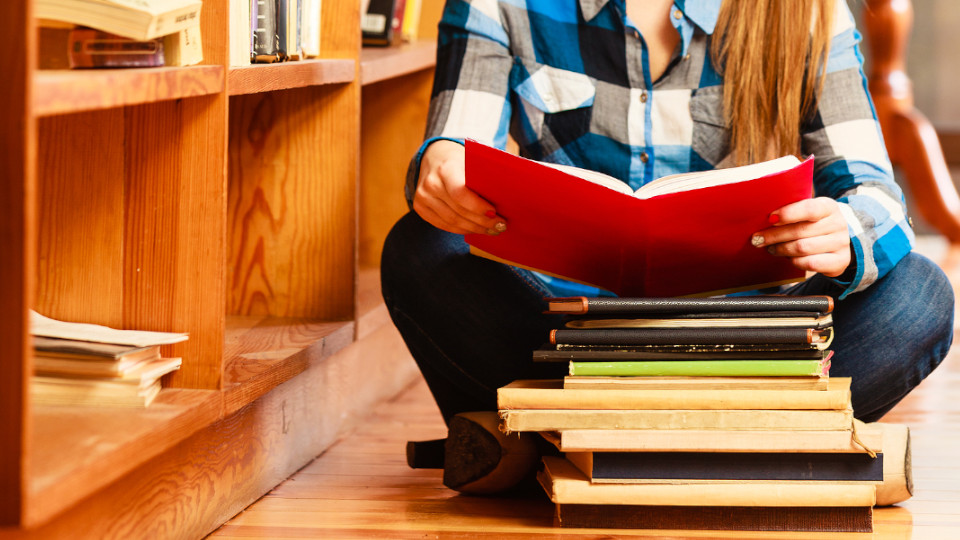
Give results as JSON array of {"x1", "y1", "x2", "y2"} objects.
[
  {"x1": 497, "y1": 378, "x2": 852, "y2": 411},
  {"x1": 537, "y1": 456, "x2": 877, "y2": 507},
  {"x1": 553, "y1": 503, "x2": 872, "y2": 532},
  {"x1": 562, "y1": 375, "x2": 830, "y2": 391}
]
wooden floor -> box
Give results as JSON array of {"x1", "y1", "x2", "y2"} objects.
[{"x1": 209, "y1": 238, "x2": 960, "y2": 539}]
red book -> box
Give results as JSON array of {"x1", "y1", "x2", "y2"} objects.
[{"x1": 464, "y1": 140, "x2": 814, "y2": 297}]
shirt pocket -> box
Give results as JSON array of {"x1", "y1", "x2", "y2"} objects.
[
  {"x1": 689, "y1": 85, "x2": 731, "y2": 166},
  {"x1": 512, "y1": 59, "x2": 596, "y2": 148}
]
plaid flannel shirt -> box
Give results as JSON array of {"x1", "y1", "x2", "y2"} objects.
[{"x1": 406, "y1": 0, "x2": 915, "y2": 299}]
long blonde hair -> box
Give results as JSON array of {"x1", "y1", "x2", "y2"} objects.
[{"x1": 711, "y1": 0, "x2": 835, "y2": 165}]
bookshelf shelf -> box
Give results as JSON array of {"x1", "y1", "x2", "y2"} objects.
[
  {"x1": 227, "y1": 59, "x2": 356, "y2": 96},
  {"x1": 360, "y1": 40, "x2": 438, "y2": 85},
  {"x1": 33, "y1": 65, "x2": 225, "y2": 117},
  {"x1": 26, "y1": 316, "x2": 354, "y2": 528}
]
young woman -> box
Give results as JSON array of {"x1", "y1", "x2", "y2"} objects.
[{"x1": 381, "y1": 0, "x2": 953, "y2": 471}]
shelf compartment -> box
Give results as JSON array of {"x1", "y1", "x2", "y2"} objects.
[
  {"x1": 26, "y1": 316, "x2": 353, "y2": 528},
  {"x1": 360, "y1": 40, "x2": 437, "y2": 85},
  {"x1": 33, "y1": 65, "x2": 225, "y2": 117},
  {"x1": 228, "y1": 59, "x2": 355, "y2": 96}
]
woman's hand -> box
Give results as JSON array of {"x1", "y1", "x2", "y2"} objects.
[
  {"x1": 413, "y1": 140, "x2": 506, "y2": 235},
  {"x1": 751, "y1": 197, "x2": 852, "y2": 278}
]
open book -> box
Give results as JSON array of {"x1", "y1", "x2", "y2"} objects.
[{"x1": 464, "y1": 140, "x2": 814, "y2": 297}]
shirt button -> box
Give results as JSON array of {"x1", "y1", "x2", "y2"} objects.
[
  {"x1": 640, "y1": 91, "x2": 648, "y2": 103},
  {"x1": 633, "y1": 29, "x2": 640, "y2": 39},
  {"x1": 673, "y1": 9, "x2": 683, "y2": 19},
  {"x1": 640, "y1": 152, "x2": 649, "y2": 163}
]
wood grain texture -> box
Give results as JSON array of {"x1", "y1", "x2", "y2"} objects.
[
  {"x1": 0, "y1": 0, "x2": 34, "y2": 526},
  {"x1": 35, "y1": 110, "x2": 125, "y2": 327},
  {"x1": 124, "y1": 96, "x2": 227, "y2": 390},
  {"x1": 359, "y1": 69, "x2": 434, "y2": 267},
  {"x1": 1, "y1": 309, "x2": 418, "y2": 538},
  {"x1": 360, "y1": 40, "x2": 437, "y2": 85},
  {"x1": 33, "y1": 67, "x2": 224, "y2": 118},
  {"x1": 228, "y1": 85, "x2": 356, "y2": 319},
  {"x1": 228, "y1": 60, "x2": 355, "y2": 95}
]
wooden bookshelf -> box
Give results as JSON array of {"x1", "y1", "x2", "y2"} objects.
[
  {"x1": 0, "y1": 0, "x2": 442, "y2": 536},
  {"x1": 228, "y1": 59, "x2": 355, "y2": 96},
  {"x1": 33, "y1": 66, "x2": 225, "y2": 117},
  {"x1": 360, "y1": 40, "x2": 437, "y2": 85}
]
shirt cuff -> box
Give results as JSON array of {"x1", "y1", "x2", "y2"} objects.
[{"x1": 404, "y1": 136, "x2": 466, "y2": 208}]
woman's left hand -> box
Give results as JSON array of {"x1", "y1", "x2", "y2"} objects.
[{"x1": 751, "y1": 197, "x2": 851, "y2": 278}]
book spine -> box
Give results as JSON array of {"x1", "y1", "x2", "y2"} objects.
[
  {"x1": 497, "y1": 385, "x2": 850, "y2": 410},
  {"x1": 568, "y1": 359, "x2": 830, "y2": 377},
  {"x1": 556, "y1": 427, "x2": 883, "y2": 453},
  {"x1": 253, "y1": 0, "x2": 281, "y2": 62},
  {"x1": 535, "y1": 347, "x2": 828, "y2": 362},
  {"x1": 570, "y1": 451, "x2": 883, "y2": 482},
  {"x1": 547, "y1": 295, "x2": 834, "y2": 315},
  {"x1": 500, "y1": 408, "x2": 854, "y2": 432},
  {"x1": 550, "y1": 327, "x2": 828, "y2": 346}
]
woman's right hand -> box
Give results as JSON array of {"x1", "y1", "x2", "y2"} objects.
[{"x1": 412, "y1": 140, "x2": 506, "y2": 236}]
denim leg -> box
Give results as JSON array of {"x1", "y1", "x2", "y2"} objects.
[
  {"x1": 785, "y1": 252, "x2": 954, "y2": 422},
  {"x1": 381, "y1": 212, "x2": 567, "y2": 425}
]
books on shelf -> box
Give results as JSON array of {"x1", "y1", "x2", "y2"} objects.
[
  {"x1": 248, "y1": 0, "x2": 321, "y2": 63},
  {"x1": 362, "y1": 0, "x2": 404, "y2": 46},
  {"x1": 29, "y1": 312, "x2": 187, "y2": 407},
  {"x1": 36, "y1": 0, "x2": 203, "y2": 41},
  {"x1": 465, "y1": 139, "x2": 813, "y2": 297}
]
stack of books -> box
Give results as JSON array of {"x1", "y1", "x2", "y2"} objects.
[
  {"x1": 497, "y1": 295, "x2": 884, "y2": 532},
  {"x1": 30, "y1": 311, "x2": 187, "y2": 408}
]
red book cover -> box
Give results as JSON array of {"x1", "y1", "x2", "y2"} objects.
[{"x1": 464, "y1": 140, "x2": 814, "y2": 297}]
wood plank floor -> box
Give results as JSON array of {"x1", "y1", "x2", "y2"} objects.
[{"x1": 209, "y1": 237, "x2": 960, "y2": 539}]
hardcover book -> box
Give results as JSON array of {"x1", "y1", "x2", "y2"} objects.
[
  {"x1": 566, "y1": 357, "x2": 832, "y2": 377},
  {"x1": 497, "y1": 377, "x2": 851, "y2": 411},
  {"x1": 465, "y1": 140, "x2": 814, "y2": 297},
  {"x1": 537, "y1": 456, "x2": 877, "y2": 506},
  {"x1": 545, "y1": 295, "x2": 834, "y2": 315},
  {"x1": 563, "y1": 451, "x2": 883, "y2": 484}
]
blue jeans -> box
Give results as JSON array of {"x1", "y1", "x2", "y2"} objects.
[{"x1": 381, "y1": 212, "x2": 953, "y2": 424}]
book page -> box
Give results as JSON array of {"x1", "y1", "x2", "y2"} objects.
[
  {"x1": 541, "y1": 162, "x2": 634, "y2": 196},
  {"x1": 635, "y1": 155, "x2": 802, "y2": 199},
  {"x1": 30, "y1": 310, "x2": 189, "y2": 347}
]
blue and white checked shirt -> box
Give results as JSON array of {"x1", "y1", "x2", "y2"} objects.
[{"x1": 407, "y1": 0, "x2": 915, "y2": 299}]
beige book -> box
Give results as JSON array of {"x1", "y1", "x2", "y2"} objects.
[
  {"x1": 563, "y1": 375, "x2": 829, "y2": 391},
  {"x1": 543, "y1": 423, "x2": 883, "y2": 454},
  {"x1": 500, "y1": 408, "x2": 854, "y2": 433},
  {"x1": 31, "y1": 376, "x2": 162, "y2": 407},
  {"x1": 538, "y1": 456, "x2": 877, "y2": 507},
  {"x1": 498, "y1": 378, "x2": 851, "y2": 411},
  {"x1": 164, "y1": 24, "x2": 203, "y2": 66}
]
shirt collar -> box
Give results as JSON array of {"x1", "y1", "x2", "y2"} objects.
[{"x1": 579, "y1": 0, "x2": 721, "y2": 35}]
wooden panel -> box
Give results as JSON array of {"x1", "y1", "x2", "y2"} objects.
[
  {"x1": 0, "y1": 0, "x2": 33, "y2": 527},
  {"x1": 33, "y1": 67, "x2": 224, "y2": 118},
  {"x1": 26, "y1": 389, "x2": 221, "y2": 527},
  {"x1": 124, "y1": 95, "x2": 227, "y2": 390},
  {"x1": 6, "y1": 316, "x2": 417, "y2": 538},
  {"x1": 228, "y1": 60, "x2": 355, "y2": 95},
  {"x1": 227, "y1": 85, "x2": 356, "y2": 319},
  {"x1": 359, "y1": 69, "x2": 434, "y2": 267},
  {"x1": 35, "y1": 110, "x2": 125, "y2": 327},
  {"x1": 360, "y1": 40, "x2": 436, "y2": 85}
]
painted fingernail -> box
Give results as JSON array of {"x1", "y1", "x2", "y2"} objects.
[
  {"x1": 494, "y1": 221, "x2": 507, "y2": 233},
  {"x1": 768, "y1": 214, "x2": 780, "y2": 225},
  {"x1": 486, "y1": 228, "x2": 500, "y2": 236},
  {"x1": 485, "y1": 210, "x2": 496, "y2": 218},
  {"x1": 751, "y1": 235, "x2": 764, "y2": 247}
]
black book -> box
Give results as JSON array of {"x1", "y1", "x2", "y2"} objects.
[
  {"x1": 252, "y1": 0, "x2": 281, "y2": 62},
  {"x1": 567, "y1": 451, "x2": 883, "y2": 483},
  {"x1": 549, "y1": 326, "x2": 833, "y2": 348},
  {"x1": 533, "y1": 344, "x2": 829, "y2": 362}
]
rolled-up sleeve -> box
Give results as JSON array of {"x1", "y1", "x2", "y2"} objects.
[
  {"x1": 405, "y1": 0, "x2": 515, "y2": 207},
  {"x1": 801, "y1": 2, "x2": 914, "y2": 298}
]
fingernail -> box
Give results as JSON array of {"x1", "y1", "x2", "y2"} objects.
[
  {"x1": 751, "y1": 235, "x2": 764, "y2": 247},
  {"x1": 494, "y1": 222, "x2": 507, "y2": 233},
  {"x1": 486, "y1": 228, "x2": 500, "y2": 236},
  {"x1": 768, "y1": 214, "x2": 780, "y2": 225},
  {"x1": 485, "y1": 210, "x2": 496, "y2": 218}
]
